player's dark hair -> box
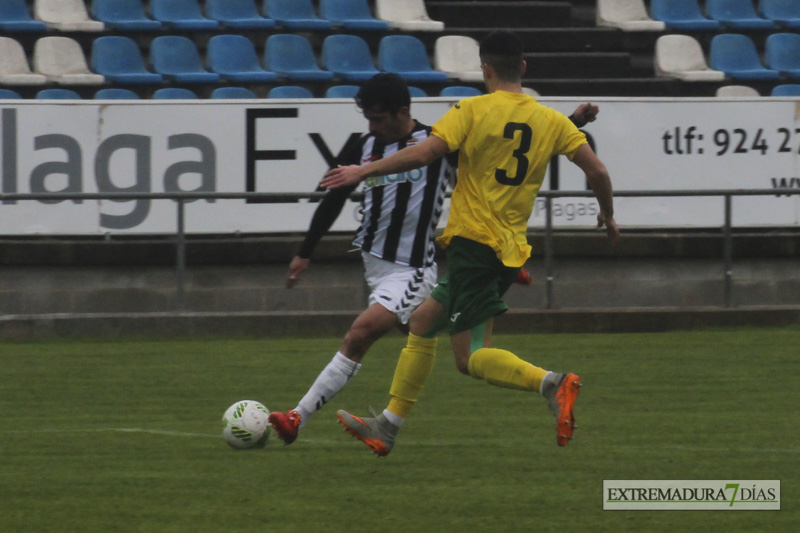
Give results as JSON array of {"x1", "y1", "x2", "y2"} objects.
[
  {"x1": 355, "y1": 73, "x2": 411, "y2": 115},
  {"x1": 479, "y1": 30, "x2": 524, "y2": 82}
]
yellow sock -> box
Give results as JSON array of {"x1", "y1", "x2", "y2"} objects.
[
  {"x1": 387, "y1": 333, "x2": 438, "y2": 418},
  {"x1": 467, "y1": 347, "x2": 547, "y2": 392}
]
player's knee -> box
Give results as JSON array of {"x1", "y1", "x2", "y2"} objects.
[{"x1": 342, "y1": 326, "x2": 376, "y2": 360}]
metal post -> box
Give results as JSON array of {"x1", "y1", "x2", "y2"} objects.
[
  {"x1": 544, "y1": 196, "x2": 554, "y2": 309},
  {"x1": 176, "y1": 199, "x2": 186, "y2": 312},
  {"x1": 723, "y1": 194, "x2": 733, "y2": 308}
]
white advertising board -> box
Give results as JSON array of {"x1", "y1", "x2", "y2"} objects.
[{"x1": 0, "y1": 97, "x2": 798, "y2": 235}]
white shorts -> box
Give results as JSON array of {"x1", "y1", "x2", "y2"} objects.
[{"x1": 362, "y1": 252, "x2": 438, "y2": 325}]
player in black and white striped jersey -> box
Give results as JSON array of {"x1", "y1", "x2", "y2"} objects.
[{"x1": 269, "y1": 74, "x2": 450, "y2": 444}]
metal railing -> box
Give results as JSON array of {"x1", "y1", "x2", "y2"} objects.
[{"x1": 2, "y1": 189, "x2": 799, "y2": 310}]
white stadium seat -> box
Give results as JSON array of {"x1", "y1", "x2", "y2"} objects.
[
  {"x1": 655, "y1": 35, "x2": 725, "y2": 81},
  {"x1": 0, "y1": 37, "x2": 47, "y2": 85},
  {"x1": 596, "y1": 0, "x2": 666, "y2": 31},
  {"x1": 34, "y1": 0, "x2": 105, "y2": 31},
  {"x1": 375, "y1": 0, "x2": 445, "y2": 31},
  {"x1": 434, "y1": 35, "x2": 483, "y2": 82},
  {"x1": 716, "y1": 85, "x2": 761, "y2": 97},
  {"x1": 34, "y1": 37, "x2": 105, "y2": 85}
]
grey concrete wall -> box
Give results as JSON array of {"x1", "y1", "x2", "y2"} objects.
[{"x1": 1, "y1": 231, "x2": 799, "y2": 337}]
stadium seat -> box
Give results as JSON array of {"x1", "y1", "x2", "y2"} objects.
[
  {"x1": 771, "y1": 84, "x2": 800, "y2": 96},
  {"x1": 36, "y1": 88, "x2": 82, "y2": 99},
  {"x1": 706, "y1": 0, "x2": 775, "y2": 29},
  {"x1": 152, "y1": 88, "x2": 198, "y2": 99},
  {"x1": 710, "y1": 34, "x2": 780, "y2": 80},
  {"x1": 33, "y1": 0, "x2": 105, "y2": 31},
  {"x1": 0, "y1": 89, "x2": 23, "y2": 99},
  {"x1": 264, "y1": 0, "x2": 333, "y2": 30},
  {"x1": 34, "y1": 37, "x2": 105, "y2": 85},
  {"x1": 319, "y1": 0, "x2": 389, "y2": 30},
  {"x1": 205, "y1": 0, "x2": 275, "y2": 29},
  {"x1": 0, "y1": 37, "x2": 47, "y2": 85},
  {"x1": 375, "y1": 0, "x2": 445, "y2": 31},
  {"x1": 522, "y1": 87, "x2": 541, "y2": 97},
  {"x1": 408, "y1": 86, "x2": 428, "y2": 97},
  {"x1": 211, "y1": 86, "x2": 257, "y2": 99},
  {"x1": 91, "y1": 0, "x2": 162, "y2": 30},
  {"x1": 321, "y1": 35, "x2": 380, "y2": 82},
  {"x1": 91, "y1": 36, "x2": 163, "y2": 84},
  {"x1": 264, "y1": 34, "x2": 334, "y2": 82},
  {"x1": 434, "y1": 36, "x2": 483, "y2": 82},
  {"x1": 765, "y1": 33, "x2": 800, "y2": 79},
  {"x1": 324, "y1": 85, "x2": 360, "y2": 98},
  {"x1": 654, "y1": 35, "x2": 725, "y2": 81},
  {"x1": 149, "y1": 36, "x2": 221, "y2": 84},
  {"x1": 760, "y1": 0, "x2": 800, "y2": 28},
  {"x1": 94, "y1": 88, "x2": 140, "y2": 99},
  {"x1": 150, "y1": 0, "x2": 219, "y2": 30},
  {"x1": 596, "y1": 0, "x2": 666, "y2": 31},
  {"x1": 0, "y1": 0, "x2": 47, "y2": 32},
  {"x1": 268, "y1": 86, "x2": 314, "y2": 98},
  {"x1": 440, "y1": 86, "x2": 483, "y2": 97},
  {"x1": 207, "y1": 35, "x2": 277, "y2": 83},
  {"x1": 378, "y1": 35, "x2": 449, "y2": 83},
  {"x1": 650, "y1": 0, "x2": 721, "y2": 30},
  {"x1": 715, "y1": 85, "x2": 760, "y2": 97}
]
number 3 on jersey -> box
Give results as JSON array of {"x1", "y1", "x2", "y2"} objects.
[{"x1": 495, "y1": 122, "x2": 532, "y2": 186}]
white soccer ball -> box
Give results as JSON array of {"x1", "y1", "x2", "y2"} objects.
[{"x1": 221, "y1": 400, "x2": 272, "y2": 450}]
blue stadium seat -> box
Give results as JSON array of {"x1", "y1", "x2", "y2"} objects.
[
  {"x1": 205, "y1": 0, "x2": 275, "y2": 29},
  {"x1": 706, "y1": 0, "x2": 775, "y2": 29},
  {"x1": 378, "y1": 36, "x2": 449, "y2": 83},
  {"x1": 264, "y1": 34, "x2": 334, "y2": 82},
  {"x1": 650, "y1": 0, "x2": 721, "y2": 30},
  {"x1": 760, "y1": 0, "x2": 800, "y2": 28},
  {"x1": 264, "y1": 0, "x2": 333, "y2": 30},
  {"x1": 152, "y1": 88, "x2": 198, "y2": 99},
  {"x1": 321, "y1": 35, "x2": 380, "y2": 82},
  {"x1": 440, "y1": 86, "x2": 483, "y2": 97},
  {"x1": 319, "y1": 0, "x2": 389, "y2": 30},
  {"x1": 710, "y1": 34, "x2": 780, "y2": 80},
  {"x1": 268, "y1": 86, "x2": 315, "y2": 98},
  {"x1": 207, "y1": 35, "x2": 277, "y2": 83},
  {"x1": 0, "y1": 0, "x2": 47, "y2": 32},
  {"x1": 36, "y1": 88, "x2": 82, "y2": 100},
  {"x1": 0, "y1": 89, "x2": 23, "y2": 99},
  {"x1": 771, "y1": 84, "x2": 800, "y2": 96},
  {"x1": 150, "y1": 36, "x2": 221, "y2": 84},
  {"x1": 91, "y1": 36, "x2": 163, "y2": 84},
  {"x1": 211, "y1": 87, "x2": 257, "y2": 99},
  {"x1": 91, "y1": 0, "x2": 163, "y2": 30},
  {"x1": 765, "y1": 33, "x2": 800, "y2": 79},
  {"x1": 94, "y1": 88, "x2": 140, "y2": 99},
  {"x1": 150, "y1": 0, "x2": 219, "y2": 30},
  {"x1": 325, "y1": 85, "x2": 360, "y2": 98},
  {"x1": 408, "y1": 86, "x2": 428, "y2": 97}
]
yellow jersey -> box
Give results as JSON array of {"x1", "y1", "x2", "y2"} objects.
[{"x1": 432, "y1": 91, "x2": 586, "y2": 267}]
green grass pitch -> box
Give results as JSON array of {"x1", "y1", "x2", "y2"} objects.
[{"x1": 1, "y1": 327, "x2": 797, "y2": 532}]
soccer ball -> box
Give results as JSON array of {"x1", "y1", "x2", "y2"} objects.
[{"x1": 221, "y1": 400, "x2": 272, "y2": 450}]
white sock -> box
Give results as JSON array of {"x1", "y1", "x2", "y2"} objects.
[
  {"x1": 539, "y1": 371, "x2": 554, "y2": 395},
  {"x1": 295, "y1": 351, "x2": 360, "y2": 428},
  {"x1": 382, "y1": 409, "x2": 404, "y2": 428}
]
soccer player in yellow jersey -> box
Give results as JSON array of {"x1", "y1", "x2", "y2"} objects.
[{"x1": 321, "y1": 30, "x2": 619, "y2": 455}]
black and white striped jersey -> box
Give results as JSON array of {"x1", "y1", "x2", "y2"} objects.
[{"x1": 297, "y1": 121, "x2": 450, "y2": 268}]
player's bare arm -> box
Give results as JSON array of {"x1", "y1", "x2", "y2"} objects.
[
  {"x1": 571, "y1": 144, "x2": 619, "y2": 246},
  {"x1": 286, "y1": 256, "x2": 310, "y2": 288},
  {"x1": 321, "y1": 136, "x2": 450, "y2": 189}
]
